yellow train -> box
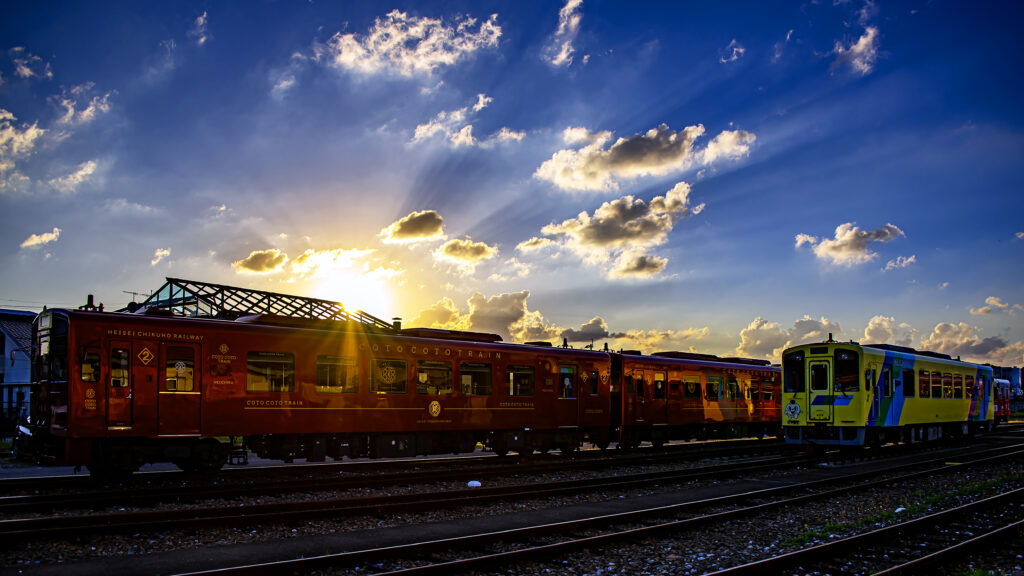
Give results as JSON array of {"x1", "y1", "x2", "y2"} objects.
[{"x1": 781, "y1": 336, "x2": 996, "y2": 447}]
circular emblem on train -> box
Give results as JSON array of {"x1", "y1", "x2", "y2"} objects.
[
  {"x1": 175, "y1": 361, "x2": 188, "y2": 375},
  {"x1": 686, "y1": 381, "x2": 697, "y2": 395},
  {"x1": 428, "y1": 400, "x2": 442, "y2": 418},
  {"x1": 86, "y1": 388, "x2": 96, "y2": 399},
  {"x1": 137, "y1": 347, "x2": 154, "y2": 366},
  {"x1": 580, "y1": 371, "x2": 589, "y2": 385},
  {"x1": 380, "y1": 365, "x2": 397, "y2": 384},
  {"x1": 219, "y1": 344, "x2": 229, "y2": 355},
  {"x1": 600, "y1": 372, "x2": 609, "y2": 385}
]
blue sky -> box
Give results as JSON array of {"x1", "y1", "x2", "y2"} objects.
[{"x1": 2, "y1": 1, "x2": 1022, "y2": 365}]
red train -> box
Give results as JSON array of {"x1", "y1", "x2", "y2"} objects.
[{"x1": 19, "y1": 307, "x2": 780, "y2": 475}]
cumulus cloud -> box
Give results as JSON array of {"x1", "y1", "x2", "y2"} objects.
[
  {"x1": 882, "y1": 254, "x2": 916, "y2": 271},
  {"x1": 232, "y1": 249, "x2": 289, "y2": 274},
  {"x1": 315, "y1": 9, "x2": 501, "y2": 77},
  {"x1": 920, "y1": 322, "x2": 1024, "y2": 366},
  {"x1": 409, "y1": 296, "x2": 460, "y2": 328},
  {"x1": 20, "y1": 227, "x2": 61, "y2": 249},
  {"x1": 433, "y1": 237, "x2": 498, "y2": 274},
  {"x1": 48, "y1": 160, "x2": 98, "y2": 194},
  {"x1": 487, "y1": 257, "x2": 531, "y2": 282},
  {"x1": 561, "y1": 316, "x2": 619, "y2": 343},
  {"x1": 411, "y1": 94, "x2": 520, "y2": 148},
  {"x1": 795, "y1": 222, "x2": 904, "y2": 266},
  {"x1": 736, "y1": 315, "x2": 841, "y2": 361},
  {"x1": 151, "y1": 247, "x2": 171, "y2": 266},
  {"x1": 290, "y1": 247, "x2": 379, "y2": 278},
  {"x1": 515, "y1": 237, "x2": 557, "y2": 252},
  {"x1": 534, "y1": 123, "x2": 755, "y2": 192},
  {"x1": 543, "y1": 0, "x2": 584, "y2": 68},
  {"x1": 969, "y1": 296, "x2": 1023, "y2": 316},
  {"x1": 409, "y1": 291, "x2": 560, "y2": 343},
  {"x1": 863, "y1": 315, "x2": 916, "y2": 347},
  {"x1": 613, "y1": 326, "x2": 710, "y2": 354},
  {"x1": 379, "y1": 210, "x2": 446, "y2": 244},
  {"x1": 532, "y1": 181, "x2": 702, "y2": 279},
  {"x1": 188, "y1": 11, "x2": 210, "y2": 46},
  {"x1": 9, "y1": 47, "x2": 52, "y2": 80},
  {"x1": 0, "y1": 109, "x2": 46, "y2": 186},
  {"x1": 832, "y1": 26, "x2": 879, "y2": 75},
  {"x1": 719, "y1": 39, "x2": 745, "y2": 63}
]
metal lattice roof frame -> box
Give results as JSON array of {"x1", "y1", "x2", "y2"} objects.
[{"x1": 129, "y1": 277, "x2": 395, "y2": 330}]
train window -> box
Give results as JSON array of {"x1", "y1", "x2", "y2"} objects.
[
  {"x1": 782, "y1": 352, "x2": 805, "y2": 393},
  {"x1": 416, "y1": 361, "x2": 453, "y2": 396},
  {"x1": 507, "y1": 366, "x2": 535, "y2": 397},
  {"x1": 559, "y1": 366, "x2": 576, "y2": 398},
  {"x1": 625, "y1": 374, "x2": 634, "y2": 395},
  {"x1": 589, "y1": 371, "x2": 600, "y2": 395},
  {"x1": 942, "y1": 373, "x2": 953, "y2": 399},
  {"x1": 931, "y1": 371, "x2": 943, "y2": 398},
  {"x1": 965, "y1": 375, "x2": 975, "y2": 398},
  {"x1": 834, "y1": 349, "x2": 859, "y2": 392},
  {"x1": 682, "y1": 375, "x2": 701, "y2": 399},
  {"x1": 706, "y1": 376, "x2": 722, "y2": 400},
  {"x1": 316, "y1": 356, "x2": 359, "y2": 394},
  {"x1": 460, "y1": 363, "x2": 492, "y2": 396},
  {"x1": 812, "y1": 365, "x2": 830, "y2": 392},
  {"x1": 953, "y1": 374, "x2": 963, "y2": 399},
  {"x1": 902, "y1": 369, "x2": 915, "y2": 398},
  {"x1": 881, "y1": 368, "x2": 892, "y2": 398},
  {"x1": 761, "y1": 378, "x2": 774, "y2": 402},
  {"x1": 110, "y1": 348, "x2": 130, "y2": 388},
  {"x1": 919, "y1": 370, "x2": 930, "y2": 398},
  {"x1": 81, "y1": 351, "x2": 100, "y2": 383},
  {"x1": 247, "y1": 351, "x2": 295, "y2": 393},
  {"x1": 371, "y1": 359, "x2": 408, "y2": 394},
  {"x1": 726, "y1": 376, "x2": 739, "y2": 400},
  {"x1": 653, "y1": 372, "x2": 666, "y2": 399},
  {"x1": 165, "y1": 346, "x2": 195, "y2": 392}
]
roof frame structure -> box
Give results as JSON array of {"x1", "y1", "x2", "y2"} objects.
[{"x1": 125, "y1": 277, "x2": 395, "y2": 330}]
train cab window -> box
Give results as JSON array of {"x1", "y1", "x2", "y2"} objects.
[
  {"x1": 164, "y1": 346, "x2": 195, "y2": 392},
  {"x1": 931, "y1": 371, "x2": 943, "y2": 399},
  {"x1": 589, "y1": 371, "x2": 600, "y2": 395},
  {"x1": 81, "y1": 351, "x2": 100, "y2": 382},
  {"x1": 965, "y1": 375, "x2": 975, "y2": 398},
  {"x1": 316, "y1": 355, "x2": 359, "y2": 394},
  {"x1": 682, "y1": 375, "x2": 701, "y2": 399},
  {"x1": 881, "y1": 368, "x2": 892, "y2": 398},
  {"x1": 507, "y1": 366, "x2": 535, "y2": 397},
  {"x1": 460, "y1": 363, "x2": 492, "y2": 396},
  {"x1": 919, "y1": 370, "x2": 930, "y2": 398},
  {"x1": 953, "y1": 374, "x2": 963, "y2": 399},
  {"x1": 653, "y1": 372, "x2": 666, "y2": 399},
  {"x1": 834, "y1": 349, "x2": 859, "y2": 392},
  {"x1": 782, "y1": 352, "x2": 805, "y2": 393},
  {"x1": 726, "y1": 376, "x2": 739, "y2": 400},
  {"x1": 812, "y1": 365, "x2": 830, "y2": 392},
  {"x1": 902, "y1": 369, "x2": 915, "y2": 398},
  {"x1": 416, "y1": 361, "x2": 453, "y2": 396},
  {"x1": 706, "y1": 376, "x2": 722, "y2": 400},
  {"x1": 110, "y1": 348, "x2": 130, "y2": 388},
  {"x1": 559, "y1": 366, "x2": 576, "y2": 399},
  {"x1": 247, "y1": 351, "x2": 295, "y2": 392},
  {"x1": 371, "y1": 359, "x2": 408, "y2": 394},
  {"x1": 942, "y1": 373, "x2": 953, "y2": 399}
]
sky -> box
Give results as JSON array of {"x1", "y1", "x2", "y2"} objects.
[{"x1": 1, "y1": 1, "x2": 1022, "y2": 366}]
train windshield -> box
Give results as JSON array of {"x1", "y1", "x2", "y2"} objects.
[
  {"x1": 33, "y1": 312, "x2": 68, "y2": 382},
  {"x1": 782, "y1": 351, "x2": 805, "y2": 393}
]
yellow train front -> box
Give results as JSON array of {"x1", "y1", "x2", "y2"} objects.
[{"x1": 781, "y1": 338, "x2": 995, "y2": 447}]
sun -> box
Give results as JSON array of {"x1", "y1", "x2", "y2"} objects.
[{"x1": 312, "y1": 270, "x2": 396, "y2": 320}]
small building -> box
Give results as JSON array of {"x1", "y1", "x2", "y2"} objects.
[{"x1": 0, "y1": 309, "x2": 35, "y2": 436}]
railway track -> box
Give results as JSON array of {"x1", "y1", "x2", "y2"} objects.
[{"x1": 160, "y1": 443, "x2": 1024, "y2": 575}]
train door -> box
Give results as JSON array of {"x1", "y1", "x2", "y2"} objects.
[
  {"x1": 555, "y1": 364, "x2": 579, "y2": 427},
  {"x1": 647, "y1": 371, "x2": 668, "y2": 424},
  {"x1": 158, "y1": 342, "x2": 201, "y2": 435},
  {"x1": 106, "y1": 341, "x2": 134, "y2": 427},
  {"x1": 807, "y1": 360, "x2": 832, "y2": 423},
  {"x1": 632, "y1": 370, "x2": 646, "y2": 423}
]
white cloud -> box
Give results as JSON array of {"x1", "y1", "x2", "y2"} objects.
[
  {"x1": 433, "y1": 237, "x2": 499, "y2": 274},
  {"x1": 795, "y1": 222, "x2": 904, "y2": 266},
  {"x1": 920, "y1": 322, "x2": 1024, "y2": 366},
  {"x1": 269, "y1": 53, "x2": 307, "y2": 101},
  {"x1": 48, "y1": 160, "x2": 98, "y2": 194},
  {"x1": 315, "y1": 9, "x2": 501, "y2": 77},
  {"x1": 411, "y1": 94, "x2": 520, "y2": 148},
  {"x1": 232, "y1": 249, "x2": 289, "y2": 274},
  {"x1": 736, "y1": 315, "x2": 841, "y2": 361},
  {"x1": 51, "y1": 84, "x2": 113, "y2": 127},
  {"x1": 188, "y1": 11, "x2": 210, "y2": 46},
  {"x1": 832, "y1": 26, "x2": 879, "y2": 75},
  {"x1": 719, "y1": 39, "x2": 745, "y2": 63},
  {"x1": 863, "y1": 315, "x2": 916, "y2": 347},
  {"x1": 151, "y1": 248, "x2": 171, "y2": 266},
  {"x1": 0, "y1": 109, "x2": 46, "y2": 186},
  {"x1": 9, "y1": 47, "x2": 52, "y2": 80},
  {"x1": 969, "y1": 296, "x2": 1022, "y2": 316},
  {"x1": 379, "y1": 210, "x2": 446, "y2": 244},
  {"x1": 534, "y1": 123, "x2": 755, "y2": 192},
  {"x1": 882, "y1": 254, "x2": 916, "y2": 271},
  {"x1": 543, "y1": 0, "x2": 584, "y2": 68},
  {"x1": 20, "y1": 227, "x2": 61, "y2": 249}
]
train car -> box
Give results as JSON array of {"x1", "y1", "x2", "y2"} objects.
[
  {"x1": 994, "y1": 378, "x2": 1012, "y2": 424},
  {"x1": 20, "y1": 308, "x2": 611, "y2": 475},
  {"x1": 781, "y1": 336, "x2": 995, "y2": 447},
  {"x1": 613, "y1": 351, "x2": 780, "y2": 448}
]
